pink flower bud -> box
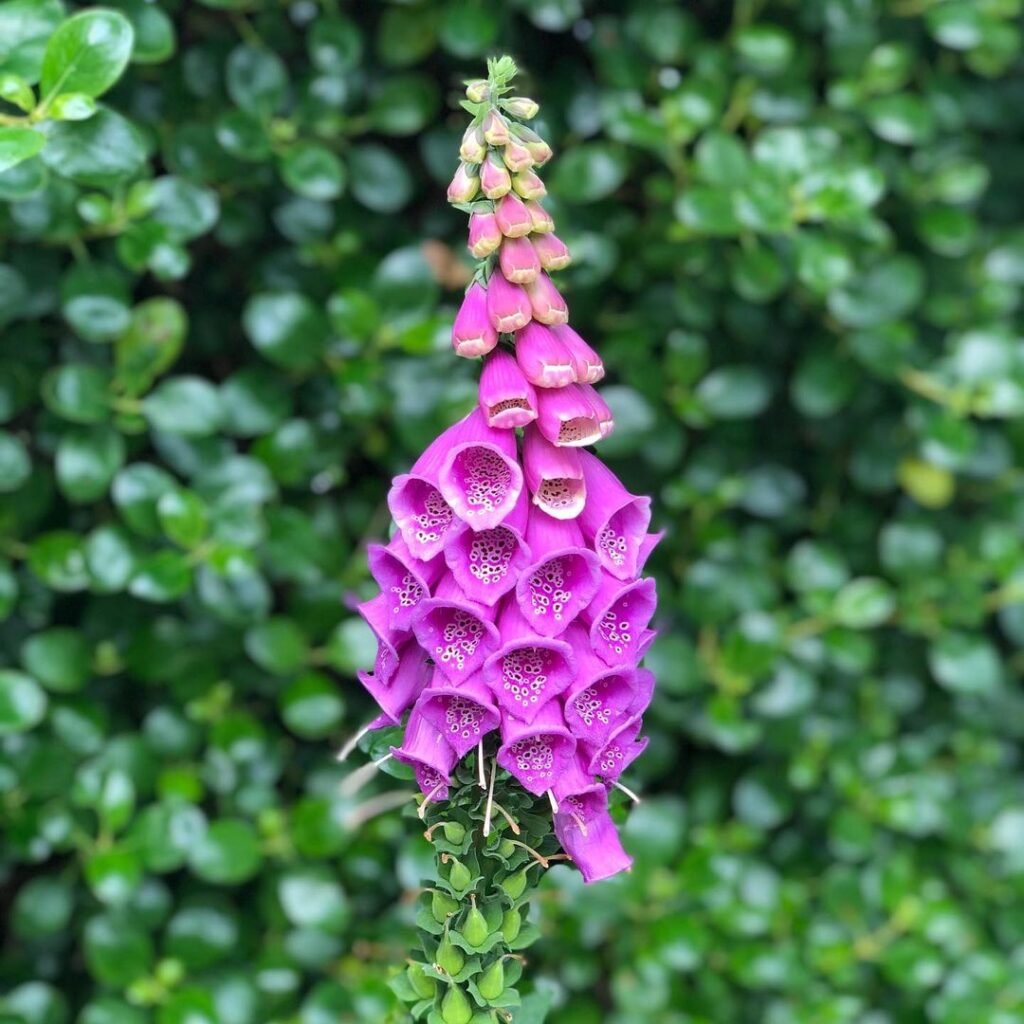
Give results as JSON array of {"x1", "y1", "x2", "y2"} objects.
[
  {"x1": 512, "y1": 168, "x2": 546, "y2": 201},
  {"x1": 581, "y1": 383, "x2": 614, "y2": 438},
  {"x1": 525, "y1": 199, "x2": 554, "y2": 233},
  {"x1": 446, "y1": 162, "x2": 479, "y2": 204},
  {"x1": 465, "y1": 79, "x2": 489, "y2": 103},
  {"x1": 478, "y1": 348, "x2": 538, "y2": 429},
  {"x1": 499, "y1": 236, "x2": 541, "y2": 285},
  {"x1": 531, "y1": 232, "x2": 571, "y2": 271},
  {"x1": 452, "y1": 282, "x2": 498, "y2": 357},
  {"x1": 503, "y1": 96, "x2": 539, "y2": 119},
  {"x1": 482, "y1": 109, "x2": 510, "y2": 146},
  {"x1": 525, "y1": 273, "x2": 568, "y2": 325},
  {"x1": 536, "y1": 384, "x2": 603, "y2": 447},
  {"x1": 503, "y1": 139, "x2": 533, "y2": 173},
  {"x1": 494, "y1": 193, "x2": 533, "y2": 238},
  {"x1": 553, "y1": 324, "x2": 604, "y2": 383},
  {"x1": 486, "y1": 270, "x2": 532, "y2": 333},
  {"x1": 515, "y1": 322, "x2": 576, "y2": 388},
  {"x1": 515, "y1": 125, "x2": 553, "y2": 166},
  {"x1": 459, "y1": 124, "x2": 487, "y2": 163},
  {"x1": 480, "y1": 151, "x2": 512, "y2": 199},
  {"x1": 468, "y1": 211, "x2": 502, "y2": 258}
]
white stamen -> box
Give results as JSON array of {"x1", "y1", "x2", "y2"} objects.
[
  {"x1": 477, "y1": 739, "x2": 486, "y2": 788},
  {"x1": 335, "y1": 721, "x2": 373, "y2": 762},
  {"x1": 613, "y1": 779, "x2": 641, "y2": 804},
  {"x1": 417, "y1": 781, "x2": 446, "y2": 820},
  {"x1": 483, "y1": 757, "x2": 497, "y2": 837},
  {"x1": 570, "y1": 810, "x2": 588, "y2": 837},
  {"x1": 547, "y1": 789, "x2": 559, "y2": 814},
  {"x1": 338, "y1": 752, "x2": 394, "y2": 797}
]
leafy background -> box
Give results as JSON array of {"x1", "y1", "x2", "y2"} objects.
[{"x1": 3, "y1": 0, "x2": 1024, "y2": 1022}]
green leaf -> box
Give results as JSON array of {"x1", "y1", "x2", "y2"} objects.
[
  {"x1": 226, "y1": 44, "x2": 286, "y2": 117},
  {"x1": 549, "y1": 143, "x2": 628, "y2": 203},
  {"x1": 928, "y1": 632, "x2": 1003, "y2": 695},
  {"x1": 42, "y1": 364, "x2": 112, "y2": 423},
  {"x1": 143, "y1": 376, "x2": 223, "y2": 436},
  {"x1": 0, "y1": 125, "x2": 44, "y2": 174},
  {"x1": 128, "y1": 550, "x2": 191, "y2": 602},
  {"x1": 0, "y1": 0, "x2": 64, "y2": 81},
  {"x1": 40, "y1": 9, "x2": 135, "y2": 99},
  {"x1": 56, "y1": 425, "x2": 126, "y2": 503},
  {"x1": 0, "y1": 669, "x2": 47, "y2": 734},
  {"x1": 279, "y1": 672, "x2": 345, "y2": 739},
  {"x1": 188, "y1": 819, "x2": 263, "y2": 884},
  {"x1": 696, "y1": 365, "x2": 772, "y2": 419},
  {"x1": 61, "y1": 262, "x2": 132, "y2": 342},
  {"x1": 41, "y1": 106, "x2": 147, "y2": 187},
  {"x1": 0, "y1": 428, "x2": 31, "y2": 492},
  {"x1": 244, "y1": 616, "x2": 309, "y2": 675},
  {"x1": 348, "y1": 143, "x2": 413, "y2": 213},
  {"x1": 115, "y1": 297, "x2": 187, "y2": 395},
  {"x1": 48, "y1": 91, "x2": 98, "y2": 120},
  {"x1": 21, "y1": 627, "x2": 92, "y2": 692},
  {"x1": 28, "y1": 531, "x2": 90, "y2": 592},
  {"x1": 831, "y1": 577, "x2": 896, "y2": 629},
  {"x1": 84, "y1": 912, "x2": 153, "y2": 987},
  {"x1": 156, "y1": 488, "x2": 207, "y2": 548},
  {"x1": 242, "y1": 292, "x2": 329, "y2": 370},
  {"x1": 279, "y1": 142, "x2": 346, "y2": 200},
  {"x1": 0, "y1": 70, "x2": 34, "y2": 110},
  {"x1": 828, "y1": 256, "x2": 925, "y2": 328}
]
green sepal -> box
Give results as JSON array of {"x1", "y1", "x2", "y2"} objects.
[
  {"x1": 448, "y1": 927, "x2": 504, "y2": 956},
  {"x1": 459, "y1": 99, "x2": 484, "y2": 117},
  {"x1": 388, "y1": 970, "x2": 420, "y2": 1002},
  {"x1": 423, "y1": 1006, "x2": 443, "y2": 1024},
  {"x1": 438, "y1": 871, "x2": 484, "y2": 901},
  {"x1": 507, "y1": 923, "x2": 541, "y2": 951},
  {"x1": 468, "y1": 976, "x2": 521, "y2": 1010},
  {"x1": 421, "y1": 956, "x2": 481, "y2": 985},
  {"x1": 481, "y1": 899, "x2": 504, "y2": 933}
]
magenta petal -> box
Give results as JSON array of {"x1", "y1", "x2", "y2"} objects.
[
  {"x1": 628, "y1": 667, "x2": 656, "y2": 717},
  {"x1": 563, "y1": 668, "x2": 641, "y2": 747},
  {"x1": 415, "y1": 672, "x2": 500, "y2": 758},
  {"x1": 586, "y1": 713, "x2": 648, "y2": 780},
  {"x1": 497, "y1": 701, "x2": 576, "y2": 796},
  {"x1": 554, "y1": 787, "x2": 633, "y2": 883},
  {"x1": 515, "y1": 508, "x2": 600, "y2": 637},
  {"x1": 367, "y1": 537, "x2": 444, "y2": 632},
  {"x1": 522, "y1": 425, "x2": 586, "y2": 520},
  {"x1": 357, "y1": 594, "x2": 408, "y2": 682},
  {"x1": 452, "y1": 282, "x2": 499, "y2": 358},
  {"x1": 358, "y1": 641, "x2": 431, "y2": 724},
  {"x1": 387, "y1": 475, "x2": 457, "y2": 560},
  {"x1": 412, "y1": 581, "x2": 500, "y2": 683},
  {"x1": 536, "y1": 384, "x2": 603, "y2": 447},
  {"x1": 577, "y1": 451, "x2": 653, "y2": 580},
  {"x1": 486, "y1": 270, "x2": 532, "y2": 332},
  {"x1": 552, "y1": 324, "x2": 603, "y2": 384},
  {"x1": 515, "y1": 322, "x2": 576, "y2": 388},
  {"x1": 443, "y1": 489, "x2": 531, "y2": 606},
  {"x1": 551, "y1": 752, "x2": 597, "y2": 802},
  {"x1": 478, "y1": 348, "x2": 538, "y2": 429},
  {"x1": 483, "y1": 603, "x2": 576, "y2": 721},
  {"x1": 582, "y1": 574, "x2": 658, "y2": 668},
  {"x1": 392, "y1": 708, "x2": 458, "y2": 798}
]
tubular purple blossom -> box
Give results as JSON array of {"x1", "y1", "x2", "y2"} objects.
[
  {"x1": 452, "y1": 282, "x2": 498, "y2": 358},
  {"x1": 478, "y1": 348, "x2": 538, "y2": 429},
  {"x1": 524, "y1": 199, "x2": 554, "y2": 233},
  {"x1": 496, "y1": 701, "x2": 576, "y2": 797},
  {"x1": 522, "y1": 425, "x2": 586, "y2": 520},
  {"x1": 367, "y1": 536, "x2": 444, "y2": 632},
  {"x1": 459, "y1": 124, "x2": 487, "y2": 163},
  {"x1": 553, "y1": 324, "x2": 604, "y2": 384},
  {"x1": 581, "y1": 383, "x2": 615, "y2": 439},
  {"x1": 415, "y1": 672, "x2": 500, "y2": 758},
  {"x1": 581, "y1": 573, "x2": 658, "y2": 668},
  {"x1": 514, "y1": 322, "x2": 576, "y2": 388},
  {"x1": 503, "y1": 138, "x2": 533, "y2": 172},
  {"x1": 412, "y1": 577, "x2": 500, "y2": 684},
  {"x1": 357, "y1": 641, "x2": 432, "y2": 725},
  {"x1": 536, "y1": 384, "x2": 603, "y2": 447},
  {"x1": 524, "y1": 273, "x2": 568, "y2": 325},
  {"x1": 480, "y1": 151, "x2": 512, "y2": 199},
  {"x1": 512, "y1": 168, "x2": 546, "y2": 201},
  {"x1": 468, "y1": 212, "x2": 502, "y2": 259},
  {"x1": 447, "y1": 162, "x2": 479, "y2": 204},
  {"x1": 553, "y1": 786, "x2": 633, "y2": 883},
  {"x1": 494, "y1": 193, "x2": 533, "y2": 237},
  {"x1": 392, "y1": 708, "x2": 458, "y2": 800},
  {"x1": 499, "y1": 235, "x2": 541, "y2": 285},
  {"x1": 482, "y1": 108, "x2": 510, "y2": 146},
  {"x1": 486, "y1": 270, "x2": 533, "y2": 332},
  {"x1": 585, "y1": 712, "x2": 649, "y2": 780},
  {"x1": 531, "y1": 232, "x2": 571, "y2": 272}
]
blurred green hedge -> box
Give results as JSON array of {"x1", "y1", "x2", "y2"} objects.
[{"x1": 3, "y1": 1, "x2": 1024, "y2": 1022}]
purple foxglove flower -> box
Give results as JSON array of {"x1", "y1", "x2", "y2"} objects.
[
  {"x1": 392, "y1": 708, "x2": 458, "y2": 800},
  {"x1": 468, "y1": 211, "x2": 503, "y2": 258},
  {"x1": 414, "y1": 671, "x2": 500, "y2": 758},
  {"x1": 494, "y1": 193, "x2": 533, "y2": 238},
  {"x1": 580, "y1": 383, "x2": 614, "y2": 439},
  {"x1": 496, "y1": 700, "x2": 576, "y2": 796},
  {"x1": 437, "y1": 408, "x2": 524, "y2": 531},
  {"x1": 503, "y1": 139, "x2": 533, "y2": 173},
  {"x1": 553, "y1": 324, "x2": 604, "y2": 384},
  {"x1": 515, "y1": 322, "x2": 576, "y2": 389},
  {"x1": 480, "y1": 151, "x2": 512, "y2": 199},
  {"x1": 483, "y1": 602, "x2": 576, "y2": 722},
  {"x1": 536, "y1": 384, "x2": 602, "y2": 447},
  {"x1": 498, "y1": 235, "x2": 541, "y2": 285},
  {"x1": 367, "y1": 535, "x2": 444, "y2": 632},
  {"x1": 531, "y1": 232, "x2": 571, "y2": 272},
  {"x1": 357, "y1": 593, "x2": 408, "y2": 684},
  {"x1": 452, "y1": 282, "x2": 499, "y2": 358},
  {"x1": 585, "y1": 712, "x2": 648, "y2": 780},
  {"x1": 503, "y1": 96, "x2": 539, "y2": 119},
  {"x1": 582, "y1": 572, "x2": 658, "y2": 668},
  {"x1": 512, "y1": 168, "x2": 546, "y2": 201},
  {"x1": 553, "y1": 786, "x2": 633, "y2": 884},
  {"x1": 514, "y1": 508, "x2": 600, "y2": 636},
  {"x1": 478, "y1": 348, "x2": 538, "y2": 429},
  {"x1": 459, "y1": 124, "x2": 487, "y2": 163},
  {"x1": 550, "y1": 750, "x2": 596, "y2": 802},
  {"x1": 358, "y1": 640, "x2": 432, "y2": 724},
  {"x1": 412, "y1": 576, "x2": 500, "y2": 683},
  {"x1": 482, "y1": 109, "x2": 510, "y2": 146},
  {"x1": 443, "y1": 486, "x2": 531, "y2": 606},
  {"x1": 524, "y1": 273, "x2": 568, "y2": 325},
  {"x1": 522, "y1": 424, "x2": 586, "y2": 520},
  {"x1": 577, "y1": 451, "x2": 653, "y2": 579},
  {"x1": 514, "y1": 125, "x2": 553, "y2": 166},
  {"x1": 447, "y1": 162, "x2": 479, "y2": 204},
  {"x1": 524, "y1": 199, "x2": 554, "y2": 233},
  {"x1": 486, "y1": 270, "x2": 533, "y2": 333}
]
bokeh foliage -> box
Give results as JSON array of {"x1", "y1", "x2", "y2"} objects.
[{"x1": 2, "y1": 0, "x2": 1024, "y2": 1022}]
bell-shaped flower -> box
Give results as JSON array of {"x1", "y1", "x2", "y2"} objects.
[
  {"x1": 513, "y1": 125, "x2": 553, "y2": 166},
  {"x1": 581, "y1": 572, "x2": 658, "y2": 668},
  {"x1": 478, "y1": 348, "x2": 537, "y2": 429},
  {"x1": 414, "y1": 671, "x2": 500, "y2": 759},
  {"x1": 452, "y1": 282, "x2": 499, "y2": 357},
  {"x1": 480, "y1": 151, "x2": 512, "y2": 199},
  {"x1": 536, "y1": 384, "x2": 602, "y2": 447},
  {"x1": 553, "y1": 324, "x2": 603, "y2": 384},
  {"x1": 531, "y1": 232, "x2": 571, "y2": 272},
  {"x1": 514, "y1": 508, "x2": 600, "y2": 636},
  {"x1": 391, "y1": 708, "x2": 458, "y2": 801},
  {"x1": 585, "y1": 712, "x2": 648, "y2": 780},
  {"x1": 447, "y1": 162, "x2": 479, "y2": 204},
  {"x1": 576, "y1": 452, "x2": 653, "y2": 579},
  {"x1": 468, "y1": 212, "x2": 502, "y2": 258},
  {"x1": 503, "y1": 138, "x2": 533, "y2": 172},
  {"x1": 522, "y1": 425, "x2": 586, "y2": 520},
  {"x1": 496, "y1": 700, "x2": 576, "y2": 797},
  {"x1": 524, "y1": 273, "x2": 568, "y2": 325},
  {"x1": 412, "y1": 576, "x2": 500, "y2": 684},
  {"x1": 482, "y1": 109, "x2": 510, "y2": 146},
  {"x1": 581, "y1": 383, "x2": 614, "y2": 439},
  {"x1": 515, "y1": 322, "x2": 576, "y2": 388},
  {"x1": 459, "y1": 124, "x2": 487, "y2": 163},
  {"x1": 357, "y1": 640, "x2": 432, "y2": 725},
  {"x1": 357, "y1": 593, "x2": 409, "y2": 684},
  {"x1": 553, "y1": 786, "x2": 633, "y2": 884},
  {"x1": 495, "y1": 193, "x2": 533, "y2": 238},
  {"x1": 512, "y1": 168, "x2": 546, "y2": 201},
  {"x1": 436, "y1": 408, "x2": 523, "y2": 531},
  {"x1": 443, "y1": 486, "x2": 531, "y2": 607},
  {"x1": 499, "y1": 235, "x2": 541, "y2": 285},
  {"x1": 367, "y1": 535, "x2": 444, "y2": 632},
  {"x1": 524, "y1": 199, "x2": 554, "y2": 233},
  {"x1": 486, "y1": 270, "x2": 532, "y2": 333},
  {"x1": 483, "y1": 602, "x2": 576, "y2": 722}
]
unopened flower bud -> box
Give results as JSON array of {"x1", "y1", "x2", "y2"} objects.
[
  {"x1": 504, "y1": 96, "x2": 539, "y2": 119},
  {"x1": 482, "y1": 109, "x2": 510, "y2": 146},
  {"x1": 432, "y1": 889, "x2": 459, "y2": 923},
  {"x1": 448, "y1": 858, "x2": 472, "y2": 891},
  {"x1": 525, "y1": 273, "x2": 568, "y2": 325},
  {"x1": 515, "y1": 125, "x2": 553, "y2": 166},
  {"x1": 407, "y1": 962, "x2": 437, "y2": 999},
  {"x1": 477, "y1": 958, "x2": 505, "y2": 1000},
  {"x1": 525, "y1": 199, "x2": 554, "y2": 233},
  {"x1": 495, "y1": 193, "x2": 533, "y2": 238},
  {"x1": 452, "y1": 283, "x2": 498, "y2": 358},
  {"x1": 531, "y1": 232, "x2": 571, "y2": 272},
  {"x1": 501, "y1": 907, "x2": 522, "y2": 942},
  {"x1": 468, "y1": 211, "x2": 502, "y2": 258},
  {"x1": 499, "y1": 236, "x2": 541, "y2": 285},
  {"x1": 501, "y1": 868, "x2": 528, "y2": 900},
  {"x1": 461, "y1": 902, "x2": 489, "y2": 948},
  {"x1": 503, "y1": 139, "x2": 534, "y2": 173},
  {"x1": 443, "y1": 821, "x2": 467, "y2": 844},
  {"x1": 465, "y1": 80, "x2": 489, "y2": 103},
  {"x1": 459, "y1": 124, "x2": 487, "y2": 164},
  {"x1": 480, "y1": 151, "x2": 512, "y2": 199},
  {"x1": 447, "y1": 162, "x2": 479, "y2": 205},
  {"x1": 512, "y1": 168, "x2": 547, "y2": 201},
  {"x1": 442, "y1": 984, "x2": 473, "y2": 1024},
  {"x1": 436, "y1": 929, "x2": 466, "y2": 975},
  {"x1": 486, "y1": 271, "x2": 532, "y2": 333}
]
